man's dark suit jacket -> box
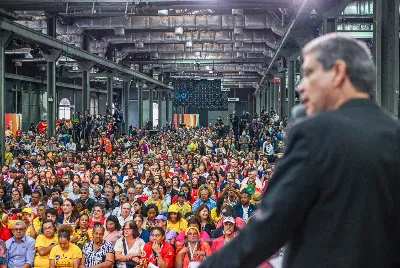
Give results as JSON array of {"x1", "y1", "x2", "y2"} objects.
[
  {"x1": 234, "y1": 204, "x2": 256, "y2": 220},
  {"x1": 77, "y1": 197, "x2": 96, "y2": 212},
  {"x1": 200, "y1": 99, "x2": 400, "y2": 268}
]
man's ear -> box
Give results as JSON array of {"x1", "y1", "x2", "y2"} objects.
[{"x1": 332, "y1": 59, "x2": 347, "y2": 88}]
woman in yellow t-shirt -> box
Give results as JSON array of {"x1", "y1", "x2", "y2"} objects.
[
  {"x1": 34, "y1": 220, "x2": 58, "y2": 268},
  {"x1": 49, "y1": 224, "x2": 82, "y2": 268},
  {"x1": 167, "y1": 204, "x2": 188, "y2": 233},
  {"x1": 74, "y1": 211, "x2": 93, "y2": 249}
]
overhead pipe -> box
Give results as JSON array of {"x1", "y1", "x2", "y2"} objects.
[{"x1": 16, "y1": 13, "x2": 285, "y2": 36}]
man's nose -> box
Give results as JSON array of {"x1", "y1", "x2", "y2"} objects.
[{"x1": 297, "y1": 79, "x2": 305, "y2": 94}]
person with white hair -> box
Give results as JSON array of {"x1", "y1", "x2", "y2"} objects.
[{"x1": 5, "y1": 221, "x2": 35, "y2": 268}]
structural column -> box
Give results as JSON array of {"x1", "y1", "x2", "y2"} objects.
[
  {"x1": 158, "y1": 91, "x2": 162, "y2": 130},
  {"x1": 270, "y1": 81, "x2": 275, "y2": 112},
  {"x1": 138, "y1": 83, "x2": 143, "y2": 129},
  {"x1": 122, "y1": 76, "x2": 132, "y2": 134},
  {"x1": 47, "y1": 15, "x2": 57, "y2": 37},
  {"x1": 274, "y1": 80, "x2": 280, "y2": 116},
  {"x1": 280, "y1": 73, "x2": 287, "y2": 118},
  {"x1": 269, "y1": 82, "x2": 274, "y2": 113},
  {"x1": 42, "y1": 49, "x2": 61, "y2": 138},
  {"x1": 374, "y1": 0, "x2": 399, "y2": 117},
  {"x1": 323, "y1": 18, "x2": 336, "y2": 34},
  {"x1": 287, "y1": 60, "x2": 296, "y2": 117},
  {"x1": 0, "y1": 31, "x2": 12, "y2": 166},
  {"x1": 149, "y1": 87, "x2": 154, "y2": 129},
  {"x1": 165, "y1": 92, "x2": 170, "y2": 125},
  {"x1": 107, "y1": 77, "x2": 113, "y2": 110},
  {"x1": 264, "y1": 86, "x2": 268, "y2": 112},
  {"x1": 78, "y1": 61, "x2": 94, "y2": 114},
  {"x1": 180, "y1": 106, "x2": 184, "y2": 126}
]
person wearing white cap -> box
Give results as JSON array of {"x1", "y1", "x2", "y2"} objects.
[{"x1": 211, "y1": 216, "x2": 237, "y2": 253}]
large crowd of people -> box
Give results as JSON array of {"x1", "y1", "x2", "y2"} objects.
[{"x1": 0, "y1": 107, "x2": 286, "y2": 268}]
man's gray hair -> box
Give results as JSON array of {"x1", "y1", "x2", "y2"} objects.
[
  {"x1": 104, "y1": 186, "x2": 113, "y2": 192},
  {"x1": 13, "y1": 221, "x2": 26, "y2": 229},
  {"x1": 303, "y1": 33, "x2": 376, "y2": 96}
]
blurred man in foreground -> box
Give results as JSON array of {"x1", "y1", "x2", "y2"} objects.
[{"x1": 200, "y1": 34, "x2": 400, "y2": 268}]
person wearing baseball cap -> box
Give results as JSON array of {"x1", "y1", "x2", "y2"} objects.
[
  {"x1": 211, "y1": 216, "x2": 237, "y2": 253},
  {"x1": 5, "y1": 207, "x2": 37, "y2": 238},
  {"x1": 167, "y1": 204, "x2": 188, "y2": 234},
  {"x1": 153, "y1": 214, "x2": 177, "y2": 245}
]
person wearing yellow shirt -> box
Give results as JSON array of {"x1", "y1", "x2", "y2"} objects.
[
  {"x1": 34, "y1": 219, "x2": 58, "y2": 268},
  {"x1": 211, "y1": 197, "x2": 228, "y2": 225},
  {"x1": 6, "y1": 207, "x2": 37, "y2": 238},
  {"x1": 73, "y1": 212, "x2": 93, "y2": 249},
  {"x1": 175, "y1": 191, "x2": 192, "y2": 216},
  {"x1": 4, "y1": 145, "x2": 12, "y2": 165},
  {"x1": 167, "y1": 204, "x2": 188, "y2": 234},
  {"x1": 49, "y1": 224, "x2": 82, "y2": 268},
  {"x1": 33, "y1": 203, "x2": 47, "y2": 234}
]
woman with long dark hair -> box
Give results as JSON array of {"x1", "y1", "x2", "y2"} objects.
[
  {"x1": 194, "y1": 204, "x2": 216, "y2": 237},
  {"x1": 74, "y1": 210, "x2": 93, "y2": 249},
  {"x1": 133, "y1": 214, "x2": 150, "y2": 243},
  {"x1": 103, "y1": 215, "x2": 122, "y2": 244},
  {"x1": 171, "y1": 183, "x2": 195, "y2": 204},
  {"x1": 133, "y1": 200, "x2": 146, "y2": 217},
  {"x1": 17, "y1": 182, "x2": 32, "y2": 203},
  {"x1": 211, "y1": 197, "x2": 228, "y2": 224},
  {"x1": 144, "y1": 204, "x2": 158, "y2": 231},
  {"x1": 60, "y1": 198, "x2": 79, "y2": 227}
]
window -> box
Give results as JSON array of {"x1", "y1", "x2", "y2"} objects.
[
  {"x1": 90, "y1": 97, "x2": 99, "y2": 116},
  {"x1": 59, "y1": 98, "x2": 71, "y2": 120}
]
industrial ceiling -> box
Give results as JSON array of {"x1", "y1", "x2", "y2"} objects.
[{"x1": 0, "y1": 0, "x2": 347, "y2": 89}]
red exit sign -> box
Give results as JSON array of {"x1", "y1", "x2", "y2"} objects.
[{"x1": 274, "y1": 77, "x2": 281, "y2": 83}]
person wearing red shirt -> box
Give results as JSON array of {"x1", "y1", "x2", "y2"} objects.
[
  {"x1": 0, "y1": 223, "x2": 11, "y2": 242},
  {"x1": 211, "y1": 216, "x2": 238, "y2": 253},
  {"x1": 143, "y1": 227, "x2": 175, "y2": 268},
  {"x1": 15, "y1": 128, "x2": 22, "y2": 137},
  {"x1": 15, "y1": 127, "x2": 23, "y2": 142}
]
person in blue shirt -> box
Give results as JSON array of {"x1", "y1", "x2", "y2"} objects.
[
  {"x1": 192, "y1": 185, "x2": 217, "y2": 212},
  {"x1": 5, "y1": 221, "x2": 35, "y2": 268}
]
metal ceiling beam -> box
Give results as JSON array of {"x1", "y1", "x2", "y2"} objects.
[
  {"x1": 0, "y1": 0, "x2": 288, "y2": 4},
  {"x1": 0, "y1": 18, "x2": 172, "y2": 89},
  {"x1": 170, "y1": 76, "x2": 260, "y2": 82},
  {"x1": 124, "y1": 59, "x2": 266, "y2": 64},
  {"x1": 0, "y1": 4, "x2": 290, "y2": 13},
  {"x1": 5, "y1": 73, "x2": 117, "y2": 94}
]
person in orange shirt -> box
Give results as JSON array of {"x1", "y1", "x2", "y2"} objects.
[
  {"x1": 175, "y1": 226, "x2": 212, "y2": 268},
  {"x1": 143, "y1": 227, "x2": 175, "y2": 268},
  {"x1": 99, "y1": 133, "x2": 112, "y2": 154}
]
